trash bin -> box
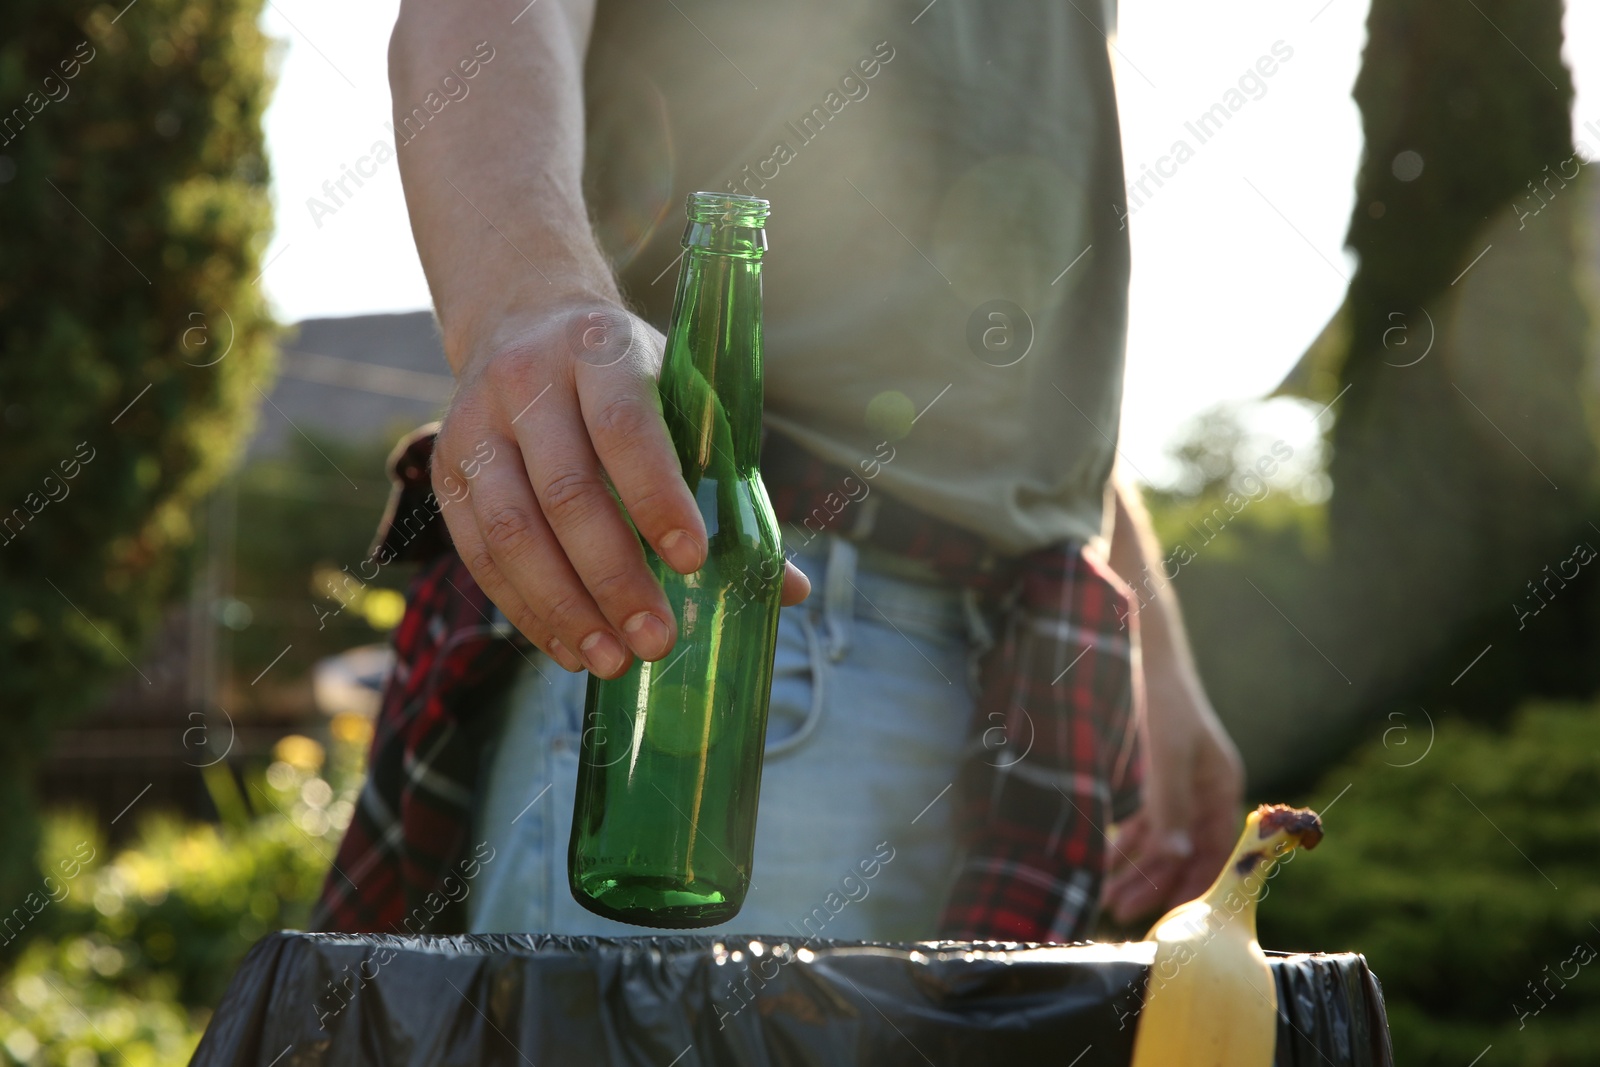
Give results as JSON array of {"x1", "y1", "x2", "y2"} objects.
[{"x1": 190, "y1": 932, "x2": 1393, "y2": 1066}]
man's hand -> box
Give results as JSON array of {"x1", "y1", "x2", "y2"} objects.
[
  {"x1": 434, "y1": 304, "x2": 810, "y2": 679},
  {"x1": 1100, "y1": 683, "x2": 1245, "y2": 923}
]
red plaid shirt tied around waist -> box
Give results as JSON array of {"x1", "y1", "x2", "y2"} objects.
[{"x1": 313, "y1": 427, "x2": 1144, "y2": 942}]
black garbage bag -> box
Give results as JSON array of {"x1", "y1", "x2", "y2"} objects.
[{"x1": 190, "y1": 933, "x2": 1393, "y2": 1066}]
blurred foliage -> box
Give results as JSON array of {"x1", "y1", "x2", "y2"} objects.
[
  {"x1": 1259, "y1": 699, "x2": 1600, "y2": 1066},
  {"x1": 226, "y1": 431, "x2": 408, "y2": 697},
  {"x1": 0, "y1": 723, "x2": 368, "y2": 1065},
  {"x1": 1142, "y1": 407, "x2": 1355, "y2": 791},
  {"x1": 1143, "y1": 403, "x2": 1331, "y2": 558},
  {"x1": 1159, "y1": 406, "x2": 1257, "y2": 503},
  {"x1": 0, "y1": 0, "x2": 276, "y2": 906},
  {"x1": 1148, "y1": 395, "x2": 1600, "y2": 794}
]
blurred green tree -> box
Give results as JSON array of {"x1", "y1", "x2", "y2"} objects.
[
  {"x1": 1224, "y1": 0, "x2": 1600, "y2": 791},
  {"x1": 0, "y1": 0, "x2": 276, "y2": 905},
  {"x1": 1320, "y1": 0, "x2": 1596, "y2": 718}
]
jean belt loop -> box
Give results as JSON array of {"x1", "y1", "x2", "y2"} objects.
[
  {"x1": 960, "y1": 587, "x2": 995, "y2": 699},
  {"x1": 823, "y1": 533, "x2": 858, "y2": 662},
  {"x1": 845, "y1": 493, "x2": 880, "y2": 542}
]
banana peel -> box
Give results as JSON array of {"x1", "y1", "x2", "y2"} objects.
[{"x1": 1128, "y1": 804, "x2": 1324, "y2": 1067}]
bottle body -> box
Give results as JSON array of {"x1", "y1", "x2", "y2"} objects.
[{"x1": 568, "y1": 193, "x2": 782, "y2": 928}]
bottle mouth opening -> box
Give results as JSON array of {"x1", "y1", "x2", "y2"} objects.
[{"x1": 686, "y1": 191, "x2": 769, "y2": 227}]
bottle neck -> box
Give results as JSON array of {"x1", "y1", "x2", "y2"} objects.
[{"x1": 661, "y1": 229, "x2": 766, "y2": 480}]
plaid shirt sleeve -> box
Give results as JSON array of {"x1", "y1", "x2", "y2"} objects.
[
  {"x1": 934, "y1": 548, "x2": 1143, "y2": 942},
  {"x1": 310, "y1": 432, "x2": 525, "y2": 935}
]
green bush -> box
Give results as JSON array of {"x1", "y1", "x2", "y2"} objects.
[
  {"x1": 0, "y1": 0, "x2": 276, "y2": 906},
  {"x1": 1258, "y1": 700, "x2": 1600, "y2": 1066},
  {"x1": 0, "y1": 933, "x2": 201, "y2": 1067},
  {"x1": 0, "y1": 726, "x2": 366, "y2": 1065}
]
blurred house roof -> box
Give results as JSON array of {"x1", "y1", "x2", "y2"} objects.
[{"x1": 248, "y1": 310, "x2": 452, "y2": 456}]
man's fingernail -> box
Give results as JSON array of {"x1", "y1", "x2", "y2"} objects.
[
  {"x1": 579, "y1": 631, "x2": 627, "y2": 677},
  {"x1": 1164, "y1": 830, "x2": 1195, "y2": 858},
  {"x1": 623, "y1": 612, "x2": 671, "y2": 660},
  {"x1": 660, "y1": 529, "x2": 703, "y2": 573},
  {"x1": 547, "y1": 639, "x2": 582, "y2": 672}
]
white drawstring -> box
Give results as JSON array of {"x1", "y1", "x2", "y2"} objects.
[
  {"x1": 822, "y1": 534, "x2": 858, "y2": 662},
  {"x1": 763, "y1": 609, "x2": 827, "y2": 758},
  {"x1": 960, "y1": 587, "x2": 994, "y2": 699},
  {"x1": 765, "y1": 533, "x2": 858, "y2": 758}
]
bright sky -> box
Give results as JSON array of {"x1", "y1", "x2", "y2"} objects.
[{"x1": 257, "y1": 0, "x2": 1600, "y2": 486}]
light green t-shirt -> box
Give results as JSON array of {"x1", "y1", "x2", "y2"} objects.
[{"x1": 584, "y1": 0, "x2": 1128, "y2": 554}]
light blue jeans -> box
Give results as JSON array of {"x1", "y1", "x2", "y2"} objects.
[{"x1": 466, "y1": 527, "x2": 991, "y2": 940}]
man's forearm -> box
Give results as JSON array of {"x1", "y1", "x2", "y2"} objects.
[
  {"x1": 390, "y1": 0, "x2": 618, "y2": 375},
  {"x1": 1101, "y1": 471, "x2": 1244, "y2": 913},
  {"x1": 1106, "y1": 471, "x2": 1207, "y2": 702}
]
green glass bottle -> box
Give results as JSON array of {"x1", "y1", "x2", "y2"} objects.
[{"x1": 568, "y1": 192, "x2": 784, "y2": 928}]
